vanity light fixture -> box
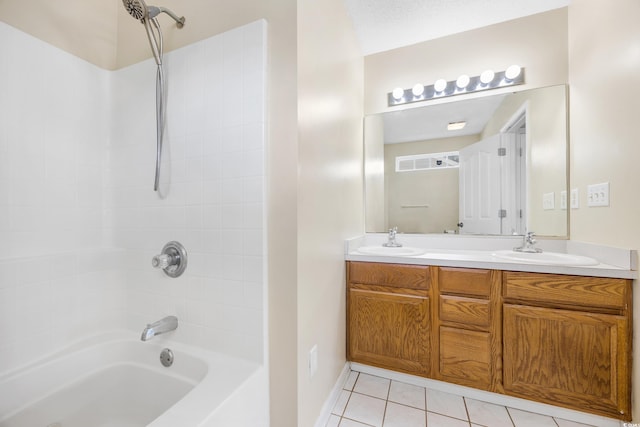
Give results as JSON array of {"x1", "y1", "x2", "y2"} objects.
[
  {"x1": 392, "y1": 87, "x2": 405, "y2": 101},
  {"x1": 447, "y1": 121, "x2": 467, "y2": 131},
  {"x1": 434, "y1": 79, "x2": 448, "y2": 93},
  {"x1": 480, "y1": 69, "x2": 495, "y2": 85},
  {"x1": 505, "y1": 64, "x2": 522, "y2": 81},
  {"x1": 387, "y1": 65, "x2": 525, "y2": 107},
  {"x1": 412, "y1": 83, "x2": 425, "y2": 97},
  {"x1": 456, "y1": 74, "x2": 470, "y2": 89}
]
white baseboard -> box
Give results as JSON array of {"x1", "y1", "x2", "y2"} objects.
[{"x1": 314, "y1": 362, "x2": 351, "y2": 427}]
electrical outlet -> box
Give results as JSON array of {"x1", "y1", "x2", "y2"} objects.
[
  {"x1": 560, "y1": 191, "x2": 567, "y2": 210},
  {"x1": 587, "y1": 182, "x2": 610, "y2": 207},
  {"x1": 570, "y1": 188, "x2": 579, "y2": 209},
  {"x1": 543, "y1": 192, "x2": 555, "y2": 210},
  {"x1": 309, "y1": 345, "x2": 318, "y2": 378}
]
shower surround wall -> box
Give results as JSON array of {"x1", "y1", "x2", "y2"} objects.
[
  {"x1": 0, "y1": 21, "x2": 124, "y2": 374},
  {"x1": 109, "y1": 20, "x2": 266, "y2": 363},
  {"x1": 0, "y1": 20, "x2": 266, "y2": 373}
]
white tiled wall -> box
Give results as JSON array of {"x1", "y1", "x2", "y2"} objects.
[
  {"x1": 0, "y1": 20, "x2": 267, "y2": 370},
  {"x1": 0, "y1": 21, "x2": 108, "y2": 257},
  {"x1": 0, "y1": 250, "x2": 127, "y2": 375},
  {"x1": 107, "y1": 21, "x2": 266, "y2": 363},
  {"x1": 0, "y1": 21, "x2": 120, "y2": 373}
]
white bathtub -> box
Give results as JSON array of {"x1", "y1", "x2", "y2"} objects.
[{"x1": 0, "y1": 332, "x2": 268, "y2": 427}]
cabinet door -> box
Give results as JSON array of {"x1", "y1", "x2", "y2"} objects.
[
  {"x1": 348, "y1": 287, "x2": 430, "y2": 375},
  {"x1": 503, "y1": 304, "x2": 630, "y2": 420}
]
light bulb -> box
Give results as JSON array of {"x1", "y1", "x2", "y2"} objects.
[
  {"x1": 434, "y1": 79, "x2": 447, "y2": 93},
  {"x1": 456, "y1": 75, "x2": 470, "y2": 89},
  {"x1": 392, "y1": 87, "x2": 405, "y2": 100},
  {"x1": 412, "y1": 84, "x2": 425, "y2": 97},
  {"x1": 505, "y1": 65, "x2": 522, "y2": 80},
  {"x1": 480, "y1": 69, "x2": 495, "y2": 84}
]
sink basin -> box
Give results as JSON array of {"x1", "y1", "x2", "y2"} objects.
[
  {"x1": 356, "y1": 246, "x2": 427, "y2": 257},
  {"x1": 492, "y1": 250, "x2": 599, "y2": 266}
]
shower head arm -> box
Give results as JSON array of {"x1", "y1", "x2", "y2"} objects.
[{"x1": 147, "y1": 6, "x2": 185, "y2": 28}]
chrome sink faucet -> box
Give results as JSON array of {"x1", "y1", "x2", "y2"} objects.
[
  {"x1": 514, "y1": 231, "x2": 542, "y2": 253},
  {"x1": 382, "y1": 226, "x2": 403, "y2": 247},
  {"x1": 141, "y1": 316, "x2": 178, "y2": 341}
]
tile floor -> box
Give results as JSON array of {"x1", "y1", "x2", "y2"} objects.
[{"x1": 326, "y1": 370, "x2": 596, "y2": 427}]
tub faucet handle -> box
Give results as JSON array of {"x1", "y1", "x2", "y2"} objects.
[
  {"x1": 152, "y1": 253, "x2": 173, "y2": 270},
  {"x1": 152, "y1": 241, "x2": 188, "y2": 278}
]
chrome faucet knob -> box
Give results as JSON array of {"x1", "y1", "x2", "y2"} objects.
[
  {"x1": 152, "y1": 241, "x2": 188, "y2": 278},
  {"x1": 152, "y1": 253, "x2": 173, "y2": 269}
]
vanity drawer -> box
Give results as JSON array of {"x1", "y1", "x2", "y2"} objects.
[
  {"x1": 349, "y1": 262, "x2": 430, "y2": 290},
  {"x1": 438, "y1": 267, "x2": 493, "y2": 297},
  {"x1": 439, "y1": 295, "x2": 490, "y2": 327},
  {"x1": 503, "y1": 271, "x2": 629, "y2": 310},
  {"x1": 439, "y1": 326, "x2": 491, "y2": 385}
]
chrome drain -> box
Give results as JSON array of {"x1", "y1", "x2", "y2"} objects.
[{"x1": 160, "y1": 348, "x2": 174, "y2": 367}]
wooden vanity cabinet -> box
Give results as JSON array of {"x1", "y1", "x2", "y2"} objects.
[
  {"x1": 502, "y1": 271, "x2": 632, "y2": 420},
  {"x1": 346, "y1": 262, "x2": 633, "y2": 421},
  {"x1": 347, "y1": 262, "x2": 431, "y2": 375},
  {"x1": 435, "y1": 267, "x2": 502, "y2": 392}
]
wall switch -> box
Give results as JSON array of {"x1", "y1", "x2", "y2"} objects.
[
  {"x1": 560, "y1": 191, "x2": 567, "y2": 210},
  {"x1": 587, "y1": 182, "x2": 610, "y2": 207},
  {"x1": 543, "y1": 192, "x2": 555, "y2": 210},
  {"x1": 570, "y1": 188, "x2": 579, "y2": 209},
  {"x1": 309, "y1": 345, "x2": 318, "y2": 378}
]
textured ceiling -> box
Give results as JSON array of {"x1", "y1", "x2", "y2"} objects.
[{"x1": 344, "y1": 0, "x2": 570, "y2": 55}]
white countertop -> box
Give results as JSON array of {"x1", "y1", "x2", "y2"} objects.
[{"x1": 345, "y1": 234, "x2": 638, "y2": 280}]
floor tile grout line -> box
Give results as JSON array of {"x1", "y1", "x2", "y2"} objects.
[
  {"x1": 424, "y1": 383, "x2": 428, "y2": 426},
  {"x1": 337, "y1": 389, "x2": 352, "y2": 418},
  {"x1": 462, "y1": 396, "x2": 472, "y2": 427},
  {"x1": 340, "y1": 415, "x2": 377, "y2": 427},
  {"x1": 380, "y1": 379, "x2": 390, "y2": 427}
]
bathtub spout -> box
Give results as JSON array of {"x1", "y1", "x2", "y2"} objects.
[{"x1": 141, "y1": 316, "x2": 178, "y2": 341}]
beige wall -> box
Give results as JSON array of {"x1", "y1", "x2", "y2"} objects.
[
  {"x1": 297, "y1": 0, "x2": 363, "y2": 424},
  {"x1": 384, "y1": 136, "x2": 478, "y2": 233},
  {"x1": 0, "y1": 0, "x2": 118, "y2": 69},
  {"x1": 364, "y1": 8, "x2": 568, "y2": 115},
  {"x1": 568, "y1": 0, "x2": 640, "y2": 419}
]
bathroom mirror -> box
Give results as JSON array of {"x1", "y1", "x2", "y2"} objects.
[{"x1": 364, "y1": 84, "x2": 568, "y2": 237}]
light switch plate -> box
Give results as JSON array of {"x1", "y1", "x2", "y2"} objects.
[
  {"x1": 570, "y1": 188, "x2": 579, "y2": 209},
  {"x1": 543, "y1": 192, "x2": 555, "y2": 210},
  {"x1": 587, "y1": 182, "x2": 610, "y2": 207}
]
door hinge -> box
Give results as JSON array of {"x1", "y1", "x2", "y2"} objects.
[
  {"x1": 498, "y1": 147, "x2": 507, "y2": 156},
  {"x1": 498, "y1": 209, "x2": 507, "y2": 218}
]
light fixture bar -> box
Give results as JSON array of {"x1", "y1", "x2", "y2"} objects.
[{"x1": 388, "y1": 67, "x2": 525, "y2": 107}]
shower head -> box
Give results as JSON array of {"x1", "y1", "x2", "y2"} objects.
[
  {"x1": 123, "y1": 0, "x2": 147, "y2": 21},
  {"x1": 122, "y1": 0, "x2": 186, "y2": 28}
]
